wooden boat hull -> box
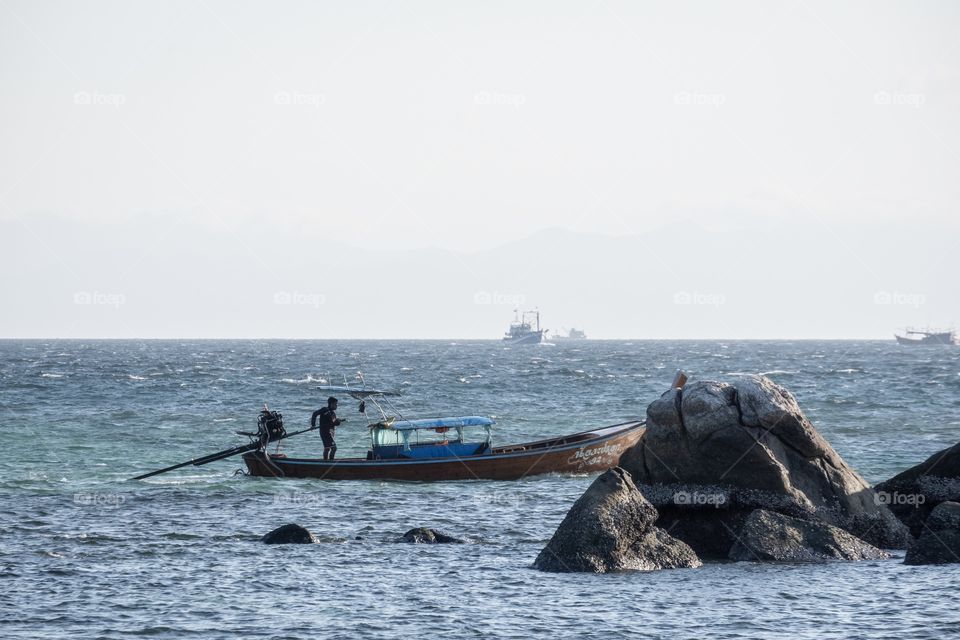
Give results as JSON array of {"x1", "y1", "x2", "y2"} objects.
[{"x1": 242, "y1": 420, "x2": 645, "y2": 481}]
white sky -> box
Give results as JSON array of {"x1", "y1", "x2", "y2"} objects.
[{"x1": 1, "y1": 1, "x2": 958, "y2": 338}]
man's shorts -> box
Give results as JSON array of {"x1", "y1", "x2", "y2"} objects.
[{"x1": 320, "y1": 428, "x2": 336, "y2": 448}]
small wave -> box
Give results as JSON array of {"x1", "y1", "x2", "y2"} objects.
[
  {"x1": 213, "y1": 418, "x2": 237, "y2": 423},
  {"x1": 760, "y1": 370, "x2": 797, "y2": 376},
  {"x1": 128, "y1": 374, "x2": 147, "y2": 381},
  {"x1": 834, "y1": 368, "x2": 861, "y2": 374},
  {"x1": 40, "y1": 373, "x2": 64, "y2": 378},
  {"x1": 281, "y1": 375, "x2": 328, "y2": 384}
]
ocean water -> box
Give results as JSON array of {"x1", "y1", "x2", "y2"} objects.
[{"x1": 1, "y1": 339, "x2": 959, "y2": 639}]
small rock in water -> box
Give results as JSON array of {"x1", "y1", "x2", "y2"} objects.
[
  {"x1": 728, "y1": 509, "x2": 889, "y2": 562},
  {"x1": 399, "y1": 528, "x2": 464, "y2": 544},
  {"x1": 904, "y1": 501, "x2": 960, "y2": 565},
  {"x1": 261, "y1": 523, "x2": 316, "y2": 544}
]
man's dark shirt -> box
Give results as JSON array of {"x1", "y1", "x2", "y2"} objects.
[{"x1": 311, "y1": 407, "x2": 339, "y2": 433}]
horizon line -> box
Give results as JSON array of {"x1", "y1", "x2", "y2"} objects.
[{"x1": 0, "y1": 336, "x2": 907, "y2": 342}]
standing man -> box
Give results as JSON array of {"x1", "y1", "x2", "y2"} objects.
[{"x1": 311, "y1": 397, "x2": 345, "y2": 460}]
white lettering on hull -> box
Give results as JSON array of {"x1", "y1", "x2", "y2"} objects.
[{"x1": 567, "y1": 442, "x2": 624, "y2": 471}]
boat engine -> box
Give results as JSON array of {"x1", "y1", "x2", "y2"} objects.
[{"x1": 257, "y1": 409, "x2": 286, "y2": 443}]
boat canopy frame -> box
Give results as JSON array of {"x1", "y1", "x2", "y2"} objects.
[{"x1": 369, "y1": 416, "x2": 494, "y2": 453}]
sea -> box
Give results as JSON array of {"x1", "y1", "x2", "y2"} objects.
[{"x1": 1, "y1": 339, "x2": 958, "y2": 639}]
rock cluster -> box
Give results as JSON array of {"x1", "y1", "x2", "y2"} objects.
[{"x1": 617, "y1": 375, "x2": 908, "y2": 557}]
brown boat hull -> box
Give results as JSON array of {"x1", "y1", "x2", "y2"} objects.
[{"x1": 242, "y1": 421, "x2": 645, "y2": 481}]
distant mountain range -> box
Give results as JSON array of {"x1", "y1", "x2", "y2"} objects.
[{"x1": 1, "y1": 214, "x2": 956, "y2": 338}]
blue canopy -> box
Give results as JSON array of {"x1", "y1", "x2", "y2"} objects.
[{"x1": 382, "y1": 416, "x2": 494, "y2": 431}]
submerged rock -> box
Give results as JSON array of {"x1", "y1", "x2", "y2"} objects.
[
  {"x1": 904, "y1": 501, "x2": 960, "y2": 565},
  {"x1": 619, "y1": 375, "x2": 909, "y2": 556},
  {"x1": 729, "y1": 509, "x2": 889, "y2": 562},
  {"x1": 399, "y1": 528, "x2": 464, "y2": 544},
  {"x1": 534, "y1": 467, "x2": 701, "y2": 573},
  {"x1": 262, "y1": 523, "x2": 316, "y2": 544},
  {"x1": 875, "y1": 442, "x2": 960, "y2": 538}
]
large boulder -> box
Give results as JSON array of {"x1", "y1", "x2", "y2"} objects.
[
  {"x1": 619, "y1": 375, "x2": 909, "y2": 557},
  {"x1": 262, "y1": 523, "x2": 316, "y2": 544},
  {"x1": 399, "y1": 528, "x2": 464, "y2": 544},
  {"x1": 534, "y1": 467, "x2": 701, "y2": 573},
  {"x1": 904, "y1": 501, "x2": 960, "y2": 565},
  {"x1": 729, "y1": 509, "x2": 889, "y2": 562},
  {"x1": 875, "y1": 442, "x2": 960, "y2": 537}
]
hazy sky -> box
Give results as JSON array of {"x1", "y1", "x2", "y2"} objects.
[{"x1": 1, "y1": 1, "x2": 958, "y2": 338}]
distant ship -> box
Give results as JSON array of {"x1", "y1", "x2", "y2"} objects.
[
  {"x1": 503, "y1": 309, "x2": 545, "y2": 344},
  {"x1": 552, "y1": 327, "x2": 587, "y2": 341},
  {"x1": 894, "y1": 328, "x2": 957, "y2": 346}
]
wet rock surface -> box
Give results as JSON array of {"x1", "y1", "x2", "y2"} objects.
[
  {"x1": 399, "y1": 528, "x2": 464, "y2": 544},
  {"x1": 262, "y1": 523, "x2": 316, "y2": 544},
  {"x1": 876, "y1": 442, "x2": 960, "y2": 538},
  {"x1": 534, "y1": 468, "x2": 701, "y2": 573},
  {"x1": 728, "y1": 509, "x2": 889, "y2": 562},
  {"x1": 904, "y1": 501, "x2": 960, "y2": 565},
  {"x1": 619, "y1": 375, "x2": 909, "y2": 555}
]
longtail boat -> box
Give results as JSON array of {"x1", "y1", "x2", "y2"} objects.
[
  {"x1": 241, "y1": 418, "x2": 645, "y2": 481},
  {"x1": 132, "y1": 378, "x2": 660, "y2": 483}
]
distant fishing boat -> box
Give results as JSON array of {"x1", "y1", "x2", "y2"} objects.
[
  {"x1": 894, "y1": 328, "x2": 957, "y2": 346},
  {"x1": 552, "y1": 327, "x2": 587, "y2": 341},
  {"x1": 503, "y1": 309, "x2": 545, "y2": 344}
]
